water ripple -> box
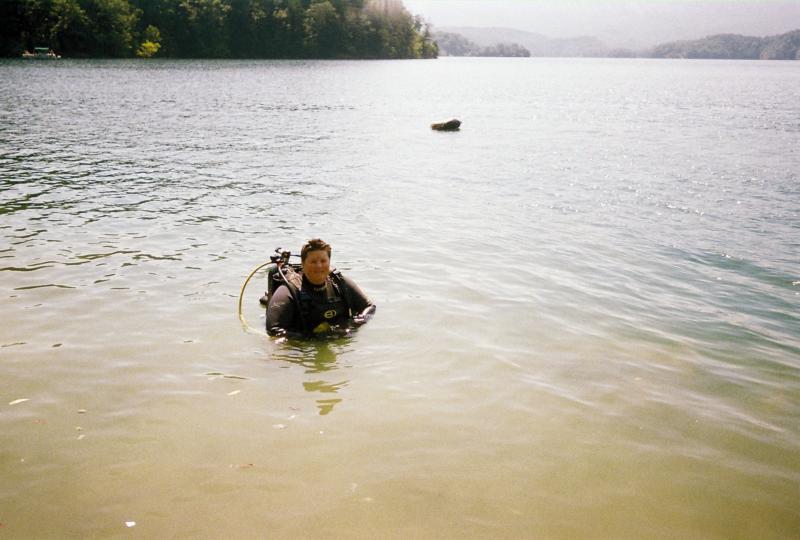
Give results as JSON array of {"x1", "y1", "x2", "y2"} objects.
[{"x1": 1, "y1": 58, "x2": 798, "y2": 538}]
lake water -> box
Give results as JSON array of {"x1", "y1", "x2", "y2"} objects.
[{"x1": 1, "y1": 57, "x2": 798, "y2": 538}]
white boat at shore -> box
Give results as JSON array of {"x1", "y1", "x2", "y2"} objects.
[{"x1": 22, "y1": 47, "x2": 61, "y2": 59}]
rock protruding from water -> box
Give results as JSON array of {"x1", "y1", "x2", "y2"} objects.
[{"x1": 431, "y1": 119, "x2": 461, "y2": 131}]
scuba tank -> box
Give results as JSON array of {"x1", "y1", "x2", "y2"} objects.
[
  {"x1": 259, "y1": 263, "x2": 281, "y2": 306},
  {"x1": 259, "y1": 249, "x2": 302, "y2": 306}
]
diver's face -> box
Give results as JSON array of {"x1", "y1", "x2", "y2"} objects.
[{"x1": 302, "y1": 250, "x2": 330, "y2": 285}]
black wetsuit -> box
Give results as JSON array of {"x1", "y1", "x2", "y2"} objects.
[{"x1": 266, "y1": 272, "x2": 373, "y2": 336}]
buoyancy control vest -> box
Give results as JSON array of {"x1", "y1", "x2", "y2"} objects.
[{"x1": 267, "y1": 264, "x2": 354, "y2": 333}]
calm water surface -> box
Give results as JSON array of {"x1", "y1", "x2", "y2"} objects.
[{"x1": 1, "y1": 57, "x2": 799, "y2": 538}]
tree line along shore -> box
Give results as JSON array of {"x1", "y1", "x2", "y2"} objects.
[
  {"x1": 1, "y1": 0, "x2": 437, "y2": 59},
  {"x1": 4, "y1": 0, "x2": 797, "y2": 61}
]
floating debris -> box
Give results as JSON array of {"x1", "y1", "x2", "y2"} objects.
[
  {"x1": 77, "y1": 409, "x2": 87, "y2": 414},
  {"x1": 227, "y1": 390, "x2": 241, "y2": 396},
  {"x1": 272, "y1": 424, "x2": 286, "y2": 430},
  {"x1": 125, "y1": 521, "x2": 136, "y2": 528},
  {"x1": 9, "y1": 398, "x2": 29, "y2": 406},
  {"x1": 206, "y1": 372, "x2": 248, "y2": 380}
]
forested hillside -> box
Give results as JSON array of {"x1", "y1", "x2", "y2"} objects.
[
  {"x1": 651, "y1": 30, "x2": 800, "y2": 59},
  {"x1": 433, "y1": 32, "x2": 529, "y2": 57},
  {"x1": 0, "y1": 0, "x2": 438, "y2": 59}
]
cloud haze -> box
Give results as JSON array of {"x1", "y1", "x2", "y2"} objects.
[{"x1": 403, "y1": 1, "x2": 800, "y2": 47}]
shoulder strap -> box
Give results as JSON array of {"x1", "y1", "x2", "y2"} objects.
[
  {"x1": 329, "y1": 269, "x2": 353, "y2": 317},
  {"x1": 279, "y1": 266, "x2": 308, "y2": 330}
]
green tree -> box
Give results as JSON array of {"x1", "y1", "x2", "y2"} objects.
[
  {"x1": 136, "y1": 23, "x2": 160, "y2": 56},
  {"x1": 412, "y1": 14, "x2": 436, "y2": 58},
  {"x1": 303, "y1": 0, "x2": 340, "y2": 57},
  {"x1": 16, "y1": 0, "x2": 56, "y2": 53},
  {"x1": 225, "y1": 0, "x2": 257, "y2": 57},
  {"x1": 176, "y1": 0, "x2": 231, "y2": 57},
  {"x1": 83, "y1": 0, "x2": 140, "y2": 57},
  {"x1": 131, "y1": 0, "x2": 177, "y2": 56},
  {"x1": 2, "y1": 0, "x2": 439, "y2": 59},
  {"x1": 49, "y1": 0, "x2": 89, "y2": 56}
]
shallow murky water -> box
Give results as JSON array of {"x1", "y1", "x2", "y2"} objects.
[{"x1": 1, "y1": 57, "x2": 799, "y2": 538}]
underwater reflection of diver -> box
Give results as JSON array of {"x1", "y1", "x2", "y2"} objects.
[
  {"x1": 273, "y1": 338, "x2": 346, "y2": 373},
  {"x1": 271, "y1": 340, "x2": 349, "y2": 415},
  {"x1": 238, "y1": 241, "x2": 376, "y2": 338}
]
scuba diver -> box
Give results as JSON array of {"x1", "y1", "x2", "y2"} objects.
[{"x1": 265, "y1": 238, "x2": 376, "y2": 337}]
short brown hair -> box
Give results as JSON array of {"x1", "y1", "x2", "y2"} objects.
[{"x1": 301, "y1": 238, "x2": 332, "y2": 262}]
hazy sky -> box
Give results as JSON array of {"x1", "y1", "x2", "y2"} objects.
[{"x1": 403, "y1": 1, "x2": 800, "y2": 47}]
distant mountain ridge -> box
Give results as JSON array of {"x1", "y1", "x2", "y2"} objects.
[
  {"x1": 436, "y1": 27, "x2": 606, "y2": 57},
  {"x1": 434, "y1": 26, "x2": 800, "y2": 59}
]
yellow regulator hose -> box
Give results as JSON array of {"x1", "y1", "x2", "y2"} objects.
[{"x1": 237, "y1": 260, "x2": 274, "y2": 336}]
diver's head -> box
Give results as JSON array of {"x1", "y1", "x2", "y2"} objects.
[{"x1": 301, "y1": 238, "x2": 331, "y2": 285}]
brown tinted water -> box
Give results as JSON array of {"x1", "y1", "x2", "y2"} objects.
[{"x1": 1, "y1": 58, "x2": 799, "y2": 538}]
